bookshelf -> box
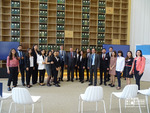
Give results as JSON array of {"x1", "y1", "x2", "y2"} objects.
[{"x1": 0, "y1": 0, "x2": 130, "y2": 55}]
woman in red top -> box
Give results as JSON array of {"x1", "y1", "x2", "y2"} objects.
[
  {"x1": 130, "y1": 50, "x2": 146, "y2": 90},
  {"x1": 7, "y1": 48, "x2": 20, "y2": 91}
]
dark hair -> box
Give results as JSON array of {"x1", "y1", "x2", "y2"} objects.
[
  {"x1": 47, "y1": 50, "x2": 52, "y2": 56},
  {"x1": 9, "y1": 48, "x2": 18, "y2": 60},
  {"x1": 125, "y1": 51, "x2": 133, "y2": 60},
  {"x1": 26, "y1": 48, "x2": 33, "y2": 57},
  {"x1": 118, "y1": 50, "x2": 123, "y2": 57},
  {"x1": 39, "y1": 49, "x2": 46, "y2": 56},
  {"x1": 18, "y1": 45, "x2": 22, "y2": 47},
  {"x1": 32, "y1": 44, "x2": 38, "y2": 52},
  {"x1": 76, "y1": 48, "x2": 79, "y2": 53},
  {"x1": 111, "y1": 51, "x2": 117, "y2": 57},
  {"x1": 109, "y1": 46, "x2": 113, "y2": 49},
  {"x1": 102, "y1": 48, "x2": 106, "y2": 51},
  {"x1": 136, "y1": 50, "x2": 142, "y2": 57}
]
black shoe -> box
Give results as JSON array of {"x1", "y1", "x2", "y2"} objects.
[
  {"x1": 89, "y1": 83, "x2": 92, "y2": 86},
  {"x1": 7, "y1": 87, "x2": 11, "y2": 91},
  {"x1": 61, "y1": 79, "x2": 63, "y2": 81},
  {"x1": 55, "y1": 84, "x2": 60, "y2": 87},
  {"x1": 76, "y1": 78, "x2": 78, "y2": 80},
  {"x1": 67, "y1": 80, "x2": 70, "y2": 82},
  {"x1": 86, "y1": 79, "x2": 89, "y2": 82},
  {"x1": 99, "y1": 83, "x2": 102, "y2": 85},
  {"x1": 47, "y1": 84, "x2": 52, "y2": 87},
  {"x1": 71, "y1": 80, "x2": 74, "y2": 82},
  {"x1": 81, "y1": 81, "x2": 84, "y2": 83},
  {"x1": 22, "y1": 83, "x2": 25, "y2": 86},
  {"x1": 108, "y1": 83, "x2": 112, "y2": 86},
  {"x1": 104, "y1": 83, "x2": 107, "y2": 86},
  {"x1": 111, "y1": 84, "x2": 115, "y2": 87},
  {"x1": 27, "y1": 85, "x2": 30, "y2": 88}
]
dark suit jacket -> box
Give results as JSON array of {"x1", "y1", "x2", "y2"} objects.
[
  {"x1": 59, "y1": 50, "x2": 66, "y2": 64},
  {"x1": 99, "y1": 53, "x2": 110, "y2": 69},
  {"x1": 17, "y1": 50, "x2": 25, "y2": 65},
  {"x1": 24, "y1": 55, "x2": 35, "y2": 68},
  {"x1": 75, "y1": 53, "x2": 80, "y2": 66},
  {"x1": 51, "y1": 56, "x2": 60, "y2": 70},
  {"x1": 66, "y1": 52, "x2": 76, "y2": 67},
  {"x1": 85, "y1": 53, "x2": 90, "y2": 68},
  {"x1": 88, "y1": 54, "x2": 100, "y2": 69},
  {"x1": 77, "y1": 55, "x2": 86, "y2": 69}
]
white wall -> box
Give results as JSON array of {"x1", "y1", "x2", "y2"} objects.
[{"x1": 130, "y1": 0, "x2": 150, "y2": 54}]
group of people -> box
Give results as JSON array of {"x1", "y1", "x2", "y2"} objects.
[{"x1": 6, "y1": 45, "x2": 146, "y2": 91}]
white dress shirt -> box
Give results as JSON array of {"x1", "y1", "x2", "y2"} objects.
[
  {"x1": 29, "y1": 56, "x2": 34, "y2": 67},
  {"x1": 37, "y1": 54, "x2": 45, "y2": 70},
  {"x1": 116, "y1": 56, "x2": 125, "y2": 72}
]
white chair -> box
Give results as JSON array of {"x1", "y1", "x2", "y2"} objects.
[
  {"x1": 78, "y1": 86, "x2": 106, "y2": 113},
  {"x1": 8, "y1": 88, "x2": 43, "y2": 113},
  {"x1": 138, "y1": 88, "x2": 150, "y2": 113},
  {"x1": 110, "y1": 84, "x2": 142, "y2": 113},
  {"x1": 0, "y1": 93, "x2": 12, "y2": 113}
]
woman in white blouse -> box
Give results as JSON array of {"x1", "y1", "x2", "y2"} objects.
[
  {"x1": 37, "y1": 49, "x2": 46, "y2": 86},
  {"x1": 116, "y1": 50, "x2": 125, "y2": 90}
]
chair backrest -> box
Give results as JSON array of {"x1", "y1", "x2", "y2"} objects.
[
  {"x1": 120, "y1": 84, "x2": 138, "y2": 99},
  {"x1": 84, "y1": 86, "x2": 103, "y2": 102},
  {"x1": 145, "y1": 88, "x2": 150, "y2": 96},
  {"x1": 12, "y1": 88, "x2": 34, "y2": 104}
]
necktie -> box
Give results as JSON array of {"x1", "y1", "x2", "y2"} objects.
[
  {"x1": 71, "y1": 52, "x2": 72, "y2": 58},
  {"x1": 103, "y1": 54, "x2": 104, "y2": 60},
  {"x1": 92, "y1": 54, "x2": 94, "y2": 64}
]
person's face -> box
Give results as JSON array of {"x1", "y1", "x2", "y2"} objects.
[
  {"x1": 127, "y1": 52, "x2": 131, "y2": 58},
  {"x1": 12, "y1": 49, "x2": 16, "y2": 55},
  {"x1": 80, "y1": 51, "x2": 83, "y2": 55},
  {"x1": 41, "y1": 50, "x2": 45, "y2": 55},
  {"x1": 76, "y1": 49, "x2": 79, "y2": 53},
  {"x1": 49, "y1": 52, "x2": 52, "y2": 56},
  {"x1": 87, "y1": 49, "x2": 90, "y2": 53},
  {"x1": 118, "y1": 53, "x2": 121, "y2": 56},
  {"x1": 70, "y1": 48, "x2": 73, "y2": 52},
  {"x1": 112, "y1": 52, "x2": 115, "y2": 57},
  {"x1": 18, "y1": 46, "x2": 22, "y2": 51},
  {"x1": 56, "y1": 52, "x2": 59, "y2": 56},
  {"x1": 29, "y1": 49, "x2": 32, "y2": 54},
  {"x1": 92, "y1": 49, "x2": 95, "y2": 54},
  {"x1": 102, "y1": 49, "x2": 106, "y2": 53},
  {"x1": 54, "y1": 52, "x2": 57, "y2": 56},
  {"x1": 34, "y1": 45, "x2": 38, "y2": 50},
  {"x1": 109, "y1": 48, "x2": 113, "y2": 52},
  {"x1": 51, "y1": 50, "x2": 54, "y2": 53},
  {"x1": 136, "y1": 51, "x2": 141, "y2": 56},
  {"x1": 60, "y1": 46, "x2": 63, "y2": 50}
]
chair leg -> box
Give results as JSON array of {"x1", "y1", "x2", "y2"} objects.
[
  {"x1": 0, "y1": 100, "x2": 3, "y2": 113},
  {"x1": 110, "y1": 93, "x2": 113, "y2": 110},
  {"x1": 32, "y1": 104, "x2": 34, "y2": 113},
  {"x1": 24, "y1": 105, "x2": 26, "y2": 113},
  {"x1": 8, "y1": 102, "x2": 14, "y2": 113},
  {"x1": 81, "y1": 101, "x2": 83, "y2": 113},
  {"x1": 78, "y1": 96, "x2": 81, "y2": 113},
  {"x1": 119, "y1": 99, "x2": 121, "y2": 113},
  {"x1": 137, "y1": 98, "x2": 142, "y2": 113},
  {"x1": 41, "y1": 100, "x2": 43, "y2": 113},
  {"x1": 102, "y1": 100, "x2": 106, "y2": 113},
  {"x1": 125, "y1": 100, "x2": 126, "y2": 109},
  {"x1": 15, "y1": 104, "x2": 16, "y2": 113},
  {"x1": 96, "y1": 102, "x2": 98, "y2": 112},
  {"x1": 145, "y1": 96, "x2": 149, "y2": 113}
]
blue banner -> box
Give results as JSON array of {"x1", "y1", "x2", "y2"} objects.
[{"x1": 136, "y1": 45, "x2": 150, "y2": 55}]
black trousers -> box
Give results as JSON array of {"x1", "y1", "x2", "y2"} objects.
[
  {"x1": 100, "y1": 68, "x2": 107, "y2": 84},
  {"x1": 134, "y1": 71, "x2": 143, "y2": 90},
  {"x1": 7, "y1": 67, "x2": 18, "y2": 86},
  {"x1": 26, "y1": 67, "x2": 33, "y2": 85},
  {"x1": 20, "y1": 64, "x2": 25, "y2": 84},
  {"x1": 67, "y1": 65, "x2": 74, "y2": 80},
  {"x1": 32, "y1": 66, "x2": 38, "y2": 84},
  {"x1": 39, "y1": 69, "x2": 45, "y2": 83},
  {"x1": 85, "y1": 67, "x2": 89, "y2": 81},
  {"x1": 52, "y1": 69, "x2": 58, "y2": 84},
  {"x1": 75, "y1": 66, "x2": 79, "y2": 79},
  {"x1": 79, "y1": 68, "x2": 84, "y2": 81},
  {"x1": 60, "y1": 61, "x2": 64, "y2": 80},
  {"x1": 90, "y1": 66, "x2": 97, "y2": 86}
]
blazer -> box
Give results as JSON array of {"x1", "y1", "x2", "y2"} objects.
[
  {"x1": 85, "y1": 53, "x2": 90, "y2": 68},
  {"x1": 88, "y1": 53, "x2": 100, "y2": 69},
  {"x1": 99, "y1": 53, "x2": 110, "y2": 69},
  {"x1": 51, "y1": 56, "x2": 60, "y2": 70},
  {"x1": 24, "y1": 55, "x2": 35, "y2": 68},
  {"x1": 66, "y1": 52, "x2": 76, "y2": 67},
  {"x1": 132, "y1": 56, "x2": 146, "y2": 74},
  {"x1": 75, "y1": 53, "x2": 80, "y2": 65},
  {"x1": 77, "y1": 55, "x2": 86, "y2": 69},
  {"x1": 37, "y1": 54, "x2": 46, "y2": 70},
  {"x1": 59, "y1": 50, "x2": 66, "y2": 63},
  {"x1": 17, "y1": 50, "x2": 25, "y2": 65}
]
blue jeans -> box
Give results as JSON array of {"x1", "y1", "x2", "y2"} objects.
[{"x1": 116, "y1": 71, "x2": 122, "y2": 87}]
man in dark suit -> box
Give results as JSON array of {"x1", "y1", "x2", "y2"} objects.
[
  {"x1": 106, "y1": 46, "x2": 113, "y2": 81},
  {"x1": 59, "y1": 45, "x2": 66, "y2": 81},
  {"x1": 66, "y1": 47, "x2": 76, "y2": 82},
  {"x1": 85, "y1": 48, "x2": 90, "y2": 82},
  {"x1": 17, "y1": 45, "x2": 25, "y2": 86},
  {"x1": 88, "y1": 48, "x2": 100, "y2": 86},
  {"x1": 100, "y1": 48, "x2": 110, "y2": 86}
]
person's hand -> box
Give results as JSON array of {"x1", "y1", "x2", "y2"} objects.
[
  {"x1": 110, "y1": 67, "x2": 112, "y2": 70},
  {"x1": 65, "y1": 65, "x2": 68, "y2": 68},
  {"x1": 18, "y1": 57, "x2": 20, "y2": 60},
  {"x1": 83, "y1": 66, "x2": 85, "y2": 69},
  {"x1": 51, "y1": 61, "x2": 54, "y2": 64},
  {"x1": 33, "y1": 67, "x2": 35, "y2": 70},
  {"x1": 97, "y1": 68, "x2": 99, "y2": 70},
  {"x1": 7, "y1": 70, "x2": 10, "y2": 74},
  {"x1": 88, "y1": 67, "x2": 89, "y2": 69},
  {"x1": 56, "y1": 68, "x2": 59, "y2": 71},
  {"x1": 107, "y1": 68, "x2": 109, "y2": 70},
  {"x1": 18, "y1": 69, "x2": 20, "y2": 73},
  {"x1": 22, "y1": 57, "x2": 24, "y2": 59},
  {"x1": 26, "y1": 68, "x2": 29, "y2": 71},
  {"x1": 120, "y1": 71, "x2": 122, "y2": 73},
  {"x1": 42, "y1": 62, "x2": 45, "y2": 64},
  {"x1": 78, "y1": 66, "x2": 79, "y2": 69},
  {"x1": 129, "y1": 71, "x2": 132, "y2": 75},
  {"x1": 75, "y1": 65, "x2": 77, "y2": 67},
  {"x1": 139, "y1": 72, "x2": 142, "y2": 76}
]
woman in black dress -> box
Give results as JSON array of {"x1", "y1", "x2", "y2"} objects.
[{"x1": 125, "y1": 51, "x2": 134, "y2": 85}]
